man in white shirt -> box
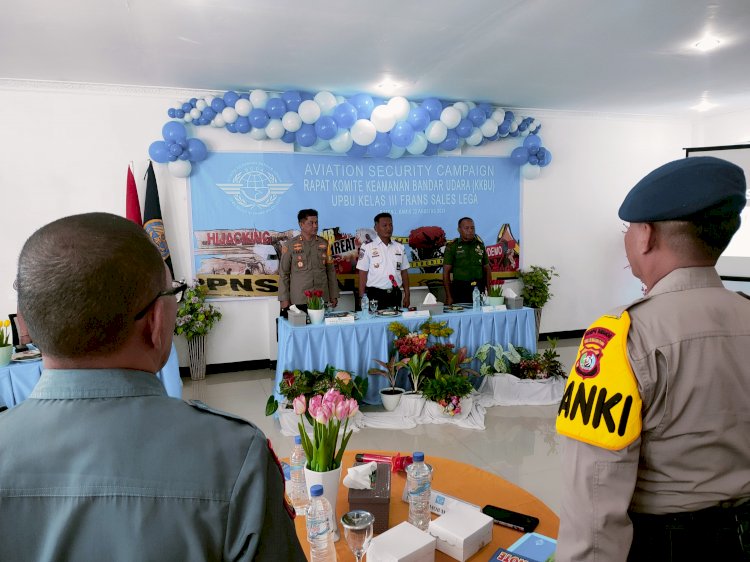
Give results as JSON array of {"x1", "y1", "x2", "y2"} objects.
[{"x1": 357, "y1": 212, "x2": 411, "y2": 310}]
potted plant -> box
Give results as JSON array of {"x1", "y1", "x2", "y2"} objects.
[
  {"x1": 0, "y1": 318, "x2": 12, "y2": 367},
  {"x1": 486, "y1": 280, "x2": 505, "y2": 306},
  {"x1": 517, "y1": 265, "x2": 558, "y2": 337},
  {"x1": 368, "y1": 355, "x2": 409, "y2": 411},
  {"x1": 305, "y1": 289, "x2": 325, "y2": 324},
  {"x1": 174, "y1": 281, "x2": 223, "y2": 380},
  {"x1": 422, "y1": 369, "x2": 475, "y2": 418}
]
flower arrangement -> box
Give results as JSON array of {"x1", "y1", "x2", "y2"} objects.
[
  {"x1": 0, "y1": 318, "x2": 11, "y2": 348},
  {"x1": 174, "y1": 282, "x2": 223, "y2": 340},
  {"x1": 393, "y1": 332, "x2": 428, "y2": 357},
  {"x1": 293, "y1": 388, "x2": 359, "y2": 471},
  {"x1": 265, "y1": 365, "x2": 368, "y2": 416},
  {"x1": 509, "y1": 339, "x2": 567, "y2": 380},
  {"x1": 421, "y1": 370, "x2": 474, "y2": 416},
  {"x1": 487, "y1": 280, "x2": 504, "y2": 298},
  {"x1": 304, "y1": 289, "x2": 324, "y2": 310}
]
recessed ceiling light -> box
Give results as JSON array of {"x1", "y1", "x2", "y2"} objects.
[
  {"x1": 694, "y1": 36, "x2": 721, "y2": 52},
  {"x1": 691, "y1": 98, "x2": 717, "y2": 112}
]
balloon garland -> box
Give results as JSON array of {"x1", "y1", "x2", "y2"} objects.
[{"x1": 148, "y1": 89, "x2": 552, "y2": 178}]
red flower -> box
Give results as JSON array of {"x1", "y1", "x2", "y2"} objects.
[
  {"x1": 313, "y1": 289, "x2": 324, "y2": 297},
  {"x1": 389, "y1": 274, "x2": 398, "y2": 288},
  {"x1": 304, "y1": 290, "x2": 312, "y2": 298}
]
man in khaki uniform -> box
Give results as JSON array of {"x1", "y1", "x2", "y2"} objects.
[
  {"x1": 556, "y1": 157, "x2": 750, "y2": 561},
  {"x1": 279, "y1": 209, "x2": 339, "y2": 311}
]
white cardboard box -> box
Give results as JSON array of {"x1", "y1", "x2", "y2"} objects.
[
  {"x1": 428, "y1": 504, "x2": 493, "y2": 561},
  {"x1": 367, "y1": 521, "x2": 436, "y2": 562}
]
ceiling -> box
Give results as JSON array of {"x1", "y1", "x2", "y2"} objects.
[{"x1": 3, "y1": 0, "x2": 750, "y2": 117}]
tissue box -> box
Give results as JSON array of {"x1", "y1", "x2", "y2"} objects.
[
  {"x1": 428, "y1": 505, "x2": 493, "y2": 561},
  {"x1": 287, "y1": 310, "x2": 307, "y2": 327},
  {"x1": 367, "y1": 521, "x2": 436, "y2": 562},
  {"x1": 416, "y1": 302, "x2": 444, "y2": 315},
  {"x1": 505, "y1": 296, "x2": 524, "y2": 310},
  {"x1": 348, "y1": 462, "x2": 391, "y2": 534}
]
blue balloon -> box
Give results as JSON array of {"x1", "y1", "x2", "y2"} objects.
[
  {"x1": 350, "y1": 93, "x2": 374, "y2": 119},
  {"x1": 223, "y1": 91, "x2": 240, "y2": 107},
  {"x1": 248, "y1": 108, "x2": 270, "y2": 129},
  {"x1": 372, "y1": 96, "x2": 386, "y2": 107},
  {"x1": 179, "y1": 139, "x2": 188, "y2": 149},
  {"x1": 421, "y1": 98, "x2": 443, "y2": 121},
  {"x1": 196, "y1": 117, "x2": 208, "y2": 126},
  {"x1": 347, "y1": 142, "x2": 367, "y2": 157},
  {"x1": 455, "y1": 118, "x2": 473, "y2": 138},
  {"x1": 181, "y1": 102, "x2": 192, "y2": 113},
  {"x1": 487, "y1": 132, "x2": 500, "y2": 141},
  {"x1": 175, "y1": 109, "x2": 185, "y2": 119},
  {"x1": 504, "y1": 110, "x2": 515, "y2": 122},
  {"x1": 167, "y1": 108, "x2": 176, "y2": 118},
  {"x1": 367, "y1": 132, "x2": 392, "y2": 157},
  {"x1": 187, "y1": 138, "x2": 208, "y2": 161},
  {"x1": 281, "y1": 130, "x2": 296, "y2": 144},
  {"x1": 539, "y1": 150, "x2": 552, "y2": 167},
  {"x1": 281, "y1": 90, "x2": 302, "y2": 112},
  {"x1": 210, "y1": 98, "x2": 226, "y2": 112},
  {"x1": 332, "y1": 102, "x2": 358, "y2": 128},
  {"x1": 518, "y1": 122, "x2": 528, "y2": 132},
  {"x1": 498, "y1": 122, "x2": 510, "y2": 135},
  {"x1": 296, "y1": 123, "x2": 317, "y2": 147},
  {"x1": 407, "y1": 107, "x2": 430, "y2": 132},
  {"x1": 511, "y1": 146, "x2": 529, "y2": 166},
  {"x1": 202, "y1": 107, "x2": 216, "y2": 120},
  {"x1": 225, "y1": 123, "x2": 237, "y2": 133},
  {"x1": 439, "y1": 129, "x2": 459, "y2": 151},
  {"x1": 478, "y1": 103, "x2": 493, "y2": 117},
  {"x1": 523, "y1": 134, "x2": 542, "y2": 151},
  {"x1": 537, "y1": 147, "x2": 547, "y2": 160},
  {"x1": 266, "y1": 98, "x2": 287, "y2": 119},
  {"x1": 314, "y1": 116, "x2": 338, "y2": 140},
  {"x1": 423, "y1": 142, "x2": 439, "y2": 156},
  {"x1": 178, "y1": 151, "x2": 190, "y2": 161},
  {"x1": 148, "y1": 141, "x2": 170, "y2": 163},
  {"x1": 390, "y1": 121, "x2": 416, "y2": 147},
  {"x1": 169, "y1": 143, "x2": 183, "y2": 156},
  {"x1": 533, "y1": 125, "x2": 542, "y2": 134},
  {"x1": 468, "y1": 107, "x2": 486, "y2": 126},
  {"x1": 189, "y1": 98, "x2": 198, "y2": 107},
  {"x1": 234, "y1": 116, "x2": 251, "y2": 134},
  {"x1": 239, "y1": 93, "x2": 250, "y2": 100},
  {"x1": 168, "y1": 153, "x2": 177, "y2": 162},
  {"x1": 162, "y1": 121, "x2": 187, "y2": 143},
  {"x1": 300, "y1": 91, "x2": 314, "y2": 102},
  {"x1": 528, "y1": 155, "x2": 539, "y2": 165},
  {"x1": 509, "y1": 130, "x2": 519, "y2": 137}
]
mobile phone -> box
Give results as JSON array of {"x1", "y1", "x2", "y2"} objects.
[{"x1": 482, "y1": 505, "x2": 540, "y2": 533}]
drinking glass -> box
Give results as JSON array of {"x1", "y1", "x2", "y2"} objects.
[
  {"x1": 341, "y1": 510, "x2": 374, "y2": 562},
  {"x1": 369, "y1": 299, "x2": 379, "y2": 315}
]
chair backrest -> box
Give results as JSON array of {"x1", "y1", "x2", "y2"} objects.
[{"x1": 8, "y1": 312, "x2": 32, "y2": 346}]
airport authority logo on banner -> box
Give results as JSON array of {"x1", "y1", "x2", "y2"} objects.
[{"x1": 216, "y1": 161, "x2": 292, "y2": 214}]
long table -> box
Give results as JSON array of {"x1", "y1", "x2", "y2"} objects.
[
  {"x1": 0, "y1": 345, "x2": 183, "y2": 408},
  {"x1": 293, "y1": 450, "x2": 559, "y2": 560},
  {"x1": 275, "y1": 307, "x2": 537, "y2": 405}
]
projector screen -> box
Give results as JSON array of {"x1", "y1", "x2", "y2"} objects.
[{"x1": 685, "y1": 145, "x2": 750, "y2": 279}]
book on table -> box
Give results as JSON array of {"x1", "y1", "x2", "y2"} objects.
[{"x1": 488, "y1": 532, "x2": 556, "y2": 562}]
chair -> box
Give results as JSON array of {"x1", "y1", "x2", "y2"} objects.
[{"x1": 8, "y1": 312, "x2": 32, "y2": 346}]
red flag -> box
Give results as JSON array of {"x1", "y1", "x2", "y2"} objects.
[{"x1": 126, "y1": 165, "x2": 142, "y2": 225}]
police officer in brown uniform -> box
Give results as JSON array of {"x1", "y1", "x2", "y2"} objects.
[
  {"x1": 278, "y1": 209, "x2": 339, "y2": 312},
  {"x1": 556, "y1": 157, "x2": 750, "y2": 561}
]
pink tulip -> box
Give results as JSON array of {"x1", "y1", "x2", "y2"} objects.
[
  {"x1": 346, "y1": 398, "x2": 359, "y2": 418},
  {"x1": 335, "y1": 400, "x2": 349, "y2": 421},
  {"x1": 308, "y1": 394, "x2": 323, "y2": 418},
  {"x1": 315, "y1": 403, "x2": 332, "y2": 424},
  {"x1": 292, "y1": 395, "x2": 307, "y2": 415}
]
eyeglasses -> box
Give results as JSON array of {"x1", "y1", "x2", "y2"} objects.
[{"x1": 134, "y1": 281, "x2": 187, "y2": 320}]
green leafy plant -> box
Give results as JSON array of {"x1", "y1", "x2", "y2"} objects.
[
  {"x1": 421, "y1": 370, "x2": 474, "y2": 416},
  {"x1": 473, "y1": 342, "x2": 521, "y2": 375},
  {"x1": 174, "y1": 282, "x2": 222, "y2": 340},
  {"x1": 369, "y1": 355, "x2": 410, "y2": 390},
  {"x1": 518, "y1": 265, "x2": 558, "y2": 309},
  {"x1": 509, "y1": 338, "x2": 567, "y2": 380},
  {"x1": 487, "y1": 281, "x2": 504, "y2": 298},
  {"x1": 405, "y1": 350, "x2": 432, "y2": 393}
]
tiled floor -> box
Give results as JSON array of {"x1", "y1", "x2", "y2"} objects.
[{"x1": 183, "y1": 338, "x2": 580, "y2": 515}]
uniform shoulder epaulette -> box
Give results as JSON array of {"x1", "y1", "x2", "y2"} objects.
[
  {"x1": 445, "y1": 239, "x2": 456, "y2": 246},
  {"x1": 188, "y1": 399, "x2": 257, "y2": 427}
]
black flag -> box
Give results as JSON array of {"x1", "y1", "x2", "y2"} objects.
[{"x1": 143, "y1": 161, "x2": 174, "y2": 277}]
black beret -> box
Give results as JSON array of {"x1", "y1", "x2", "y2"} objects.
[{"x1": 618, "y1": 156, "x2": 746, "y2": 222}]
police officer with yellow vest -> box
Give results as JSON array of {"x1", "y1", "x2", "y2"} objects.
[
  {"x1": 442, "y1": 217, "x2": 491, "y2": 305},
  {"x1": 555, "y1": 157, "x2": 750, "y2": 561}
]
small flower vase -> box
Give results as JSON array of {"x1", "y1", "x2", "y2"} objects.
[
  {"x1": 0, "y1": 346, "x2": 12, "y2": 367},
  {"x1": 304, "y1": 465, "x2": 342, "y2": 541},
  {"x1": 187, "y1": 334, "x2": 206, "y2": 381},
  {"x1": 307, "y1": 308, "x2": 325, "y2": 325}
]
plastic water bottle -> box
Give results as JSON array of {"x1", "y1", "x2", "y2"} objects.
[
  {"x1": 406, "y1": 451, "x2": 433, "y2": 531},
  {"x1": 306, "y1": 484, "x2": 337, "y2": 562},
  {"x1": 361, "y1": 294, "x2": 369, "y2": 318},
  {"x1": 472, "y1": 285, "x2": 481, "y2": 311},
  {"x1": 289, "y1": 436, "x2": 309, "y2": 515}
]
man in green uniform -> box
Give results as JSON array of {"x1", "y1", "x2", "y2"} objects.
[
  {"x1": 442, "y1": 217, "x2": 491, "y2": 305},
  {"x1": 279, "y1": 209, "x2": 339, "y2": 312}
]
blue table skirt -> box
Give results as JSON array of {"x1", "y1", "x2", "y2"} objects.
[
  {"x1": 275, "y1": 308, "x2": 537, "y2": 405},
  {"x1": 0, "y1": 344, "x2": 183, "y2": 409}
]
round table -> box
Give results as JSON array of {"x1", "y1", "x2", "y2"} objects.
[{"x1": 294, "y1": 450, "x2": 559, "y2": 560}]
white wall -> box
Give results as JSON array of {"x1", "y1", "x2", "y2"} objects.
[{"x1": 3, "y1": 80, "x2": 727, "y2": 366}]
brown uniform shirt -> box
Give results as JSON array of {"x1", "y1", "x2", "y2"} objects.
[
  {"x1": 278, "y1": 235, "x2": 339, "y2": 305},
  {"x1": 557, "y1": 267, "x2": 750, "y2": 561}
]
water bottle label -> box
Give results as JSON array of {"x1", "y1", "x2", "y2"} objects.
[
  {"x1": 409, "y1": 481, "x2": 430, "y2": 496},
  {"x1": 307, "y1": 517, "x2": 330, "y2": 538}
]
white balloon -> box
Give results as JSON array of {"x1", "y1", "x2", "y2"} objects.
[
  {"x1": 491, "y1": 109, "x2": 505, "y2": 123},
  {"x1": 480, "y1": 118, "x2": 499, "y2": 137},
  {"x1": 388, "y1": 144, "x2": 406, "y2": 159},
  {"x1": 249, "y1": 89, "x2": 268, "y2": 109},
  {"x1": 190, "y1": 108, "x2": 201, "y2": 119},
  {"x1": 440, "y1": 106, "x2": 461, "y2": 129},
  {"x1": 196, "y1": 99, "x2": 207, "y2": 111},
  {"x1": 250, "y1": 127, "x2": 267, "y2": 140},
  {"x1": 313, "y1": 139, "x2": 330, "y2": 151},
  {"x1": 298, "y1": 100, "x2": 322, "y2": 124},
  {"x1": 183, "y1": 114, "x2": 193, "y2": 123},
  {"x1": 212, "y1": 116, "x2": 226, "y2": 128},
  {"x1": 465, "y1": 101, "x2": 476, "y2": 110},
  {"x1": 204, "y1": 96, "x2": 215, "y2": 108},
  {"x1": 314, "y1": 91, "x2": 338, "y2": 115},
  {"x1": 265, "y1": 119, "x2": 285, "y2": 139},
  {"x1": 387, "y1": 96, "x2": 410, "y2": 121},
  {"x1": 453, "y1": 101, "x2": 469, "y2": 118},
  {"x1": 222, "y1": 107, "x2": 238, "y2": 124},
  {"x1": 370, "y1": 105, "x2": 396, "y2": 133},
  {"x1": 509, "y1": 121, "x2": 518, "y2": 133},
  {"x1": 520, "y1": 128, "x2": 530, "y2": 137},
  {"x1": 282, "y1": 111, "x2": 302, "y2": 132},
  {"x1": 335, "y1": 95, "x2": 347, "y2": 105},
  {"x1": 406, "y1": 132, "x2": 428, "y2": 155},
  {"x1": 466, "y1": 127, "x2": 483, "y2": 146},
  {"x1": 234, "y1": 98, "x2": 252, "y2": 117},
  {"x1": 168, "y1": 160, "x2": 192, "y2": 178},
  {"x1": 351, "y1": 119, "x2": 377, "y2": 145},
  {"x1": 521, "y1": 163, "x2": 541, "y2": 180},
  {"x1": 425, "y1": 120, "x2": 448, "y2": 144},
  {"x1": 329, "y1": 129, "x2": 353, "y2": 153}
]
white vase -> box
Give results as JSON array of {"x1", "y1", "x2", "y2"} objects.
[
  {"x1": 187, "y1": 335, "x2": 206, "y2": 380},
  {"x1": 379, "y1": 387, "x2": 404, "y2": 411},
  {"x1": 487, "y1": 296, "x2": 505, "y2": 306},
  {"x1": 0, "y1": 346, "x2": 12, "y2": 367},
  {"x1": 307, "y1": 308, "x2": 325, "y2": 325},
  {"x1": 398, "y1": 392, "x2": 426, "y2": 417},
  {"x1": 304, "y1": 465, "x2": 342, "y2": 541}
]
